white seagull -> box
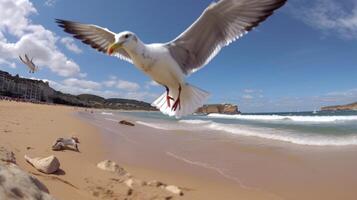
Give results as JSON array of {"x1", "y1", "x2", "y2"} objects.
[
  {"x1": 19, "y1": 54, "x2": 39, "y2": 74},
  {"x1": 56, "y1": 0, "x2": 287, "y2": 118}
]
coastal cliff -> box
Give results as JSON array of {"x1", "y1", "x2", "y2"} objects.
[
  {"x1": 196, "y1": 104, "x2": 240, "y2": 115},
  {"x1": 0, "y1": 70, "x2": 155, "y2": 111},
  {"x1": 321, "y1": 102, "x2": 357, "y2": 111}
]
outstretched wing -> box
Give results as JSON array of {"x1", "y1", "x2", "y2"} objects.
[
  {"x1": 19, "y1": 54, "x2": 37, "y2": 72},
  {"x1": 166, "y1": 0, "x2": 286, "y2": 75},
  {"x1": 56, "y1": 19, "x2": 132, "y2": 63}
]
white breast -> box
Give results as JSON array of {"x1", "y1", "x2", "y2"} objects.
[{"x1": 129, "y1": 43, "x2": 186, "y2": 87}]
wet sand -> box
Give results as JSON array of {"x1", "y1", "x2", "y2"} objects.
[{"x1": 80, "y1": 111, "x2": 357, "y2": 200}]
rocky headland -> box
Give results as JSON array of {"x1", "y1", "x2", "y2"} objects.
[
  {"x1": 196, "y1": 104, "x2": 240, "y2": 115},
  {"x1": 321, "y1": 102, "x2": 357, "y2": 111}
]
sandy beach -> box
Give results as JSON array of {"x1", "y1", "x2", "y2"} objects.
[
  {"x1": 81, "y1": 110, "x2": 357, "y2": 200},
  {"x1": 0, "y1": 101, "x2": 189, "y2": 199},
  {"x1": 1, "y1": 101, "x2": 357, "y2": 200}
]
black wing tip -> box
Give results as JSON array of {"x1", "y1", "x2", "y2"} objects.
[
  {"x1": 276, "y1": 0, "x2": 288, "y2": 9},
  {"x1": 55, "y1": 18, "x2": 67, "y2": 24},
  {"x1": 55, "y1": 19, "x2": 70, "y2": 29},
  {"x1": 244, "y1": 0, "x2": 288, "y2": 32},
  {"x1": 55, "y1": 19, "x2": 80, "y2": 27}
]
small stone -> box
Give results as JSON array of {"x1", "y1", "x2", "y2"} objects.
[
  {"x1": 125, "y1": 178, "x2": 134, "y2": 188},
  {"x1": 0, "y1": 147, "x2": 16, "y2": 164},
  {"x1": 124, "y1": 178, "x2": 147, "y2": 188},
  {"x1": 135, "y1": 179, "x2": 146, "y2": 186},
  {"x1": 147, "y1": 180, "x2": 165, "y2": 187},
  {"x1": 24, "y1": 155, "x2": 60, "y2": 174},
  {"x1": 127, "y1": 188, "x2": 133, "y2": 196},
  {"x1": 119, "y1": 120, "x2": 135, "y2": 126},
  {"x1": 165, "y1": 185, "x2": 183, "y2": 196}
]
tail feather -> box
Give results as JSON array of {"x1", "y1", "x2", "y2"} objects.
[{"x1": 152, "y1": 83, "x2": 210, "y2": 118}]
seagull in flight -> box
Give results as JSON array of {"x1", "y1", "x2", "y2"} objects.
[
  {"x1": 56, "y1": 0, "x2": 287, "y2": 118},
  {"x1": 19, "y1": 54, "x2": 38, "y2": 74}
]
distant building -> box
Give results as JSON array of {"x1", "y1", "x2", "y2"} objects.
[
  {"x1": 0, "y1": 70, "x2": 55, "y2": 102},
  {"x1": 0, "y1": 70, "x2": 165, "y2": 110}
]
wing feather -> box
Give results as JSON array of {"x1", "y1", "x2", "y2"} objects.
[
  {"x1": 56, "y1": 19, "x2": 132, "y2": 63},
  {"x1": 167, "y1": 0, "x2": 286, "y2": 75}
]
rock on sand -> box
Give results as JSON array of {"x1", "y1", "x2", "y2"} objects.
[{"x1": 25, "y1": 155, "x2": 60, "y2": 174}]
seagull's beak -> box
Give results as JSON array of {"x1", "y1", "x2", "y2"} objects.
[{"x1": 107, "y1": 42, "x2": 123, "y2": 55}]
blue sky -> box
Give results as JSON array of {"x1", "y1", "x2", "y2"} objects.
[{"x1": 0, "y1": 0, "x2": 356, "y2": 112}]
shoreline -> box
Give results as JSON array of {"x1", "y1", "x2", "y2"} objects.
[
  {"x1": 80, "y1": 110, "x2": 357, "y2": 200},
  {"x1": 77, "y1": 111, "x2": 277, "y2": 200}
]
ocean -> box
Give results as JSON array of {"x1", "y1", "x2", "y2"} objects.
[{"x1": 100, "y1": 110, "x2": 357, "y2": 146}]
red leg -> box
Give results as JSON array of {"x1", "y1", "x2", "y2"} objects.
[
  {"x1": 165, "y1": 86, "x2": 174, "y2": 108},
  {"x1": 172, "y1": 85, "x2": 182, "y2": 111}
]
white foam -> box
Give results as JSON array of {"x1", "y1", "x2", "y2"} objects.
[
  {"x1": 179, "y1": 119, "x2": 212, "y2": 124},
  {"x1": 206, "y1": 123, "x2": 357, "y2": 146},
  {"x1": 136, "y1": 121, "x2": 173, "y2": 130},
  {"x1": 208, "y1": 114, "x2": 357, "y2": 123},
  {"x1": 104, "y1": 118, "x2": 117, "y2": 122},
  {"x1": 101, "y1": 112, "x2": 114, "y2": 116},
  {"x1": 136, "y1": 119, "x2": 357, "y2": 146}
]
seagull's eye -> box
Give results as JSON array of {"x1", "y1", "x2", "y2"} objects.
[{"x1": 124, "y1": 34, "x2": 130, "y2": 39}]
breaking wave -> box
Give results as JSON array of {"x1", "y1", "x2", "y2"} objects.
[
  {"x1": 101, "y1": 112, "x2": 114, "y2": 116},
  {"x1": 136, "y1": 119, "x2": 357, "y2": 146},
  {"x1": 207, "y1": 114, "x2": 357, "y2": 123}
]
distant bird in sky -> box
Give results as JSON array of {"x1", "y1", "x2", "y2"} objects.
[
  {"x1": 19, "y1": 54, "x2": 38, "y2": 74},
  {"x1": 56, "y1": 0, "x2": 287, "y2": 118}
]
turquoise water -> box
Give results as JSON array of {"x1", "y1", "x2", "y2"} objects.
[{"x1": 101, "y1": 110, "x2": 357, "y2": 146}]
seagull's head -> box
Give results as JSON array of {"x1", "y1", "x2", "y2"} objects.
[{"x1": 107, "y1": 31, "x2": 137, "y2": 55}]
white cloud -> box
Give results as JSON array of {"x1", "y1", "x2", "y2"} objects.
[
  {"x1": 0, "y1": 58, "x2": 16, "y2": 68},
  {"x1": 0, "y1": 0, "x2": 81, "y2": 76},
  {"x1": 243, "y1": 89, "x2": 255, "y2": 93},
  {"x1": 241, "y1": 89, "x2": 263, "y2": 100},
  {"x1": 79, "y1": 73, "x2": 87, "y2": 78},
  {"x1": 60, "y1": 37, "x2": 82, "y2": 54},
  {"x1": 145, "y1": 80, "x2": 160, "y2": 89},
  {"x1": 103, "y1": 80, "x2": 116, "y2": 87},
  {"x1": 44, "y1": 0, "x2": 56, "y2": 7},
  {"x1": 116, "y1": 80, "x2": 140, "y2": 91},
  {"x1": 102, "y1": 76, "x2": 140, "y2": 91},
  {"x1": 290, "y1": 0, "x2": 357, "y2": 40},
  {"x1": 148, "y1": 80, "x2": 160, "y2": 87},
  {"x1": 242, "y1": 94, "x2": 253, "y2": 100},
  {"x1": 62, "y1": 78, "x2": 101, "y2": 90},
  {"x1": 103, "y1": 76, "x2": 117, "y2": 87},
  {"x1": 45, "y1": 78, "x2": 157, "y2": 101},
  {"x1": 124, "y1": 91, "x2": 158, "y2": 101},
  {"x1": 326, "y1": 88, "x2": 357, "y2": 97}
]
